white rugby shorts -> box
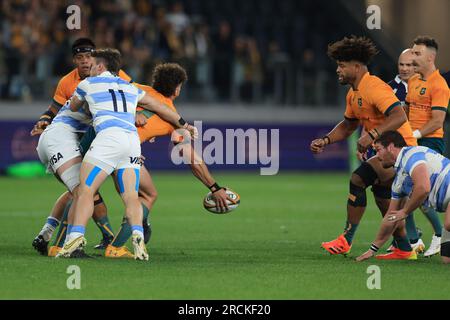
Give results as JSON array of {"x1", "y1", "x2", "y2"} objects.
[
  {"x1": 36, "y1": 124, "x2": 82, "y2": 173},
  {"x1": 83, "y1": 129, "x2": 141, "y2": 174}
]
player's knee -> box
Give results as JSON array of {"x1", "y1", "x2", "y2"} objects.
[
  {"x1": 122, "y1": 191, "x2": 139, "y2": 206},
  {"x1": 348, "y1": 181, "x2": 367, "y2": 207},
  {"x1": 352, "y1": 162, "x2": 378, "y2": 187}
]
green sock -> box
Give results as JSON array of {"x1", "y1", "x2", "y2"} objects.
[
  {"x1": 394, "y1": 235, "x2": 412, "y2": 252},
  {"x1": 421, "y1": 206, "x2": 442, "y2": 237},
  {"x1": 111, "y1": 216, "x2": 131, "y2": 247},
  {"x1": 94, "y1": 216, "x2": 114, "y2": 239},
  {"x1": 405, "y1": 213, "x2": 419, "y2": 243},
  {"x1": 343, "y1": 221, "x2": 359, "y2": 245},
  {"x1": 53, "y1": 199, "x2": 72, "y2": 248},
  {"x1": 111, "y1": 203, "x2": 150, "y2": 247},
  {"x1": 142, "y1": 203, "x2": 150, "y2": 223}
]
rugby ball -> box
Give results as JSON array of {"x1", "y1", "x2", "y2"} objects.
[{"x1": 203, "y1": 188, "x2": 240, "y2": 214}]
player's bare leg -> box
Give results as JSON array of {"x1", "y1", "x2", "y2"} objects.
[
  {"x1": 138, "y1": 165, "x2": 157, "y2": 243},
  {"x1": 32, "y1": 191, "x2": 71, "y2": 255},
  {"x1": 71, "y1": 163, "x2": 108, "y2": 230},
  {"x1": 138, "y1": 165, "x2": 158, "y2": 211},
  {"x1": 57, "y1": 162, "x2": 108, "y2": 258},
  {"x1": 116, "y1": 168, "x2": 147, "y2": 261},
  {"x1": 32, "y1": 157, "x2": 81, "y2": 255},
  {"x1": 322, "y1": 156, "x2": 395, "y2": 255},
  {"x1": 106, "y1": 165, "x2": 155, "y2": 258}
]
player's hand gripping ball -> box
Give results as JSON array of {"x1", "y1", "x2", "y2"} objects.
[{"x1": 203, "y1": 188, "x2": 240, "y2": 214}]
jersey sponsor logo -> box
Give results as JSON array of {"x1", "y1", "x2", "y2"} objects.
[
  {"x1": 50, "y1": 152, "x2": 64, "y2": 165},
  {"x1": 420, "y1": 88, "x2": 427, "y2": 95}
]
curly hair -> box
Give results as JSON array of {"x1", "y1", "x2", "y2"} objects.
[
  {"x1": 327, "y1": 35, "x2": 379, "y2": 65},
  {"x1": 152, "y1": 63, "x2": 188, "y2": 97}
]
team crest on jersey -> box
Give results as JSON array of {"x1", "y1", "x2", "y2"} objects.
[
  {"x1": 420, "y1": 88, "x2": 426, "y2": 95},
  {"x1": 357, "y1": 98, "x2": 363, "y2": 108}
]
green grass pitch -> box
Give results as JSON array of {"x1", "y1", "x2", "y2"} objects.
[{"x1": 1, "y1": 172, "x2": 449, "y2": 300}]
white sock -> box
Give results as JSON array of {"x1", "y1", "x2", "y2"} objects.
[
  {"x1": 39, "y1": 224, "x2": 55, "y2": 242},
  {"x1": 132, "y1": 230, "x2": 144, "y2": 239},
  {"x1": 66, "y1": 232, "x2": 84, "y2": 243}
]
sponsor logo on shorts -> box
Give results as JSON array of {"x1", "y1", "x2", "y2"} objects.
[
  {"x1": 50, "y1": 152, "x2": 64, "y2": 165},
  {"x1": 130, "y1": 157, "x2": 141, "y2": 165}
]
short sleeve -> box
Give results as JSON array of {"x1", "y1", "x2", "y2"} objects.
[
  {"x1": 344, "y1": 91, "x2": 357, "y2": 120},
  {"x1": 431, "y1": 81, "x2": 449, "y2": 110},
  {"x1": 391, "y1": 175, "x2": 405, "y2": 199},
  {"x1": 404, "y1": 152, "x2": 427, "y2": 176},
  {"x1": 74, "y1": 80, "x2": 89, "y2": 101},
  {"x1": 371, "y1": 83, "x2": 401, "y2": 116},
  {"x1": 52, "y1": 79, "x2": 69, "y2": 107}
]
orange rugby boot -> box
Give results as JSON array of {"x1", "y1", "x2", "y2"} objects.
[
  {"x1": 105, "y1": 245, "x2": 134, "y2": 258},
  {"x1": 48, "y1": 246, "x2": 62, "y2": 257},
  {"x1": 375, "y1": 248, "x2": 417, "y2": 260},
  {"x1": 321, "y1": 234, "x2": 352, "y2": 255}
]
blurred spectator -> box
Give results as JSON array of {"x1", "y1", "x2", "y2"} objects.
[
  {"x1": 212, "y1": 20, "x2": 233, "y2": 101},
  {"x1": 165, "y1": 1, "x2": 190, "y2": 35},
  {"x1": 0, "y1": 0, "x2": 396, "y2": 106}
]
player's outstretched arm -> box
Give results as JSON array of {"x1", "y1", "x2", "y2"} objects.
[
  {"x1": 174, "y1": 138, "x2": 233, "y2": 212},
  {"x1": 355, "y1": 198, "x2": 405, "y2": 262},
  {"x1": 138, "y1": 93, "x2": 197, "y2": 138},
  {"x1": 310, "y1": 118, "x2": 359, "y2": 154}
]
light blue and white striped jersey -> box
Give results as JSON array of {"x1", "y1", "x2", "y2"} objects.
[
  {"x1": 50, "y1": 99, "x2": 91, "y2": 133},
  {"x1": 73, "y1": 71, "x2": 145, "y2": 134},
  {"x1": 392, "y1": 146, "x2": 450, "y2": 212}
]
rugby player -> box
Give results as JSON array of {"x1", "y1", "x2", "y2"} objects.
[
  {"x1": 105, "y1": 63, "x2": 234, "y2": 258},
  {"x1": 47, "y1": 63, "x2": 233, "y2": 258},
  {"x1": 356, "y1": 131, "x2": 450, "y2": 263},
  {"x1": 310, "y1": 36, "x2": 417, "y2": 258},
  {"x1": 31, "y1": 38, "x2": 131, "y2": 255},
  {"x1": 404, "y1": 36, "x2": 449, "y2": 257},
  {"x1": 386, "y1": 49, "x2": 427, "y2": 252},
  {"x1": 56, "y1": 49, "x2": 196, "y2": 259}
]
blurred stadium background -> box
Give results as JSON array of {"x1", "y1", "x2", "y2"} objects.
[
  {"x1": 1, "y1": 0, "x2": 450, "y2": 300},
  {"x1": 0, "y1": 0, "x2": 449, "y2": 174}
]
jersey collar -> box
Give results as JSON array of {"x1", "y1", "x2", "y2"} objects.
[
  {"x1": 98, "y1": 71, "x2": 115, "y2": 77},
  {"x1": 354, "y1": 72, "x2": 370, "y2": 91},
  {"x1": 394, "y1": 75, "x2": 408, "y2": 90},
  {"x1": 74, "y1": 68, "x2": 81, "y2": 80},
  {"x1": 420, "y1": 69, "x2": 439, "y2": 81}
]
